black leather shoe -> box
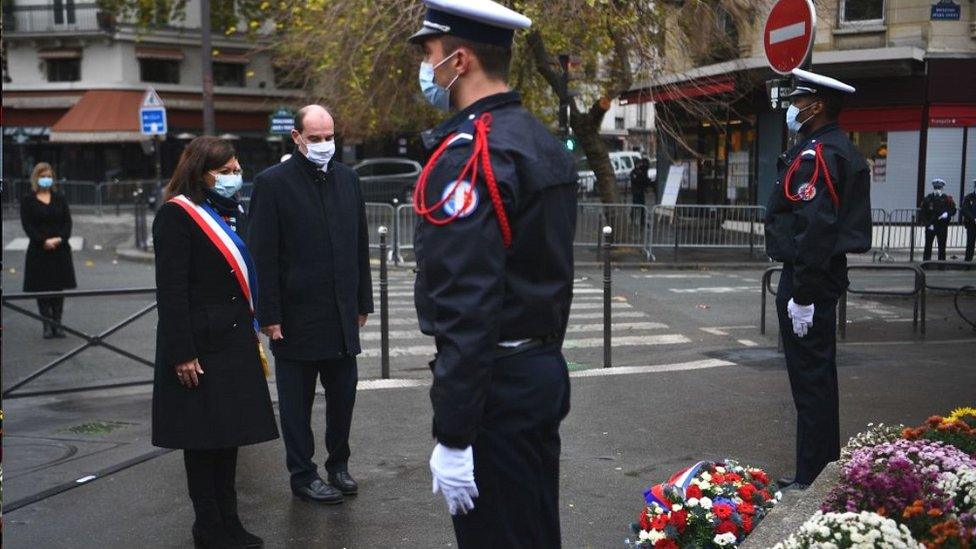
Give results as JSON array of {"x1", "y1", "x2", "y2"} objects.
[
  {"x1": 777, "y1": 474, "x2": 796, "y2": 487},
  {"x1": 292, "y1": 478, "x2": 344, "y2": 504},
  {"x1": 192, "y1": 522, "x2": 244, "y2": 548},
  {"x1": 223, "y1": 515, "x2": 263, "y2": 548},
  {"x1": 328, "y1": 471, "x2": 359, "y2": 496}
]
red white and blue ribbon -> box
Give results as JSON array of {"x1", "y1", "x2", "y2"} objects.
[
  {"x1": 644, "y1": 460, "x2": 709, "y2": 509},
  {"x1": 168, "y1": 194, "x2": 259, "y2": 332}
]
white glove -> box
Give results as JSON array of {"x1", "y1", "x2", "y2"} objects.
[
  {"x1": 928, "y1": 225, "x2": 935, "y2": 232},
  {"x1": 939, "y1": 212, "x2": 949, "y2": 220},
  {"x1": 430, "y1": 443, "x2": 479, "y2": 516},
  {"x1": 787, "y1": 298, "x2": 814, "y2": 338}
]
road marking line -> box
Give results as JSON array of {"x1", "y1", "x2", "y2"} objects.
[
  {"x1": 571, "y1": 358, "x2": 736, "y2": 377},
  {"x1": 571, "y1": 311, "x2": 647, "y2": 319},
  {"x1": 359, "y1": 322, "x2": 668, "y2": 342},
  {"x1": 737, "y1": 339, "x2": 759, "y2": 347},
  {"x1": 769, "y1": 21, "x2": 806, "y2": 45},
  {"x1": 4, "y1": 236, "x2": 85, "y2": 251},
  {"x1": 361, "y1": 333, "x2": 690, "y2": 358},
  {"x1": 358, "y1": 379, "x2": 427, "y2": 390},
  {"x1": 669, "y1": 286, "x2": 758, "y2": 294},
  {"x1": 571, "y1": 302, "x2": 633, "y2": 310},
  {"x1": 700, "y1": 327, "x2": 728, "y2": 336},
  {"x1": 632, "y1": 274, "x2": 713, "y2": 279}
]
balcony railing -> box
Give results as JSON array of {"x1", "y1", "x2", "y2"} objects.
[{"x1": 3, "y1": 2, "x2": 115, "y2": 34}]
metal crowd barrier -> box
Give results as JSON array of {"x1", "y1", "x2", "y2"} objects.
[
  {"x1": 649, "y1": 204, "x2": 765, "y2": 261},
  {"x1": 2, "y1": 288, "x2": 159, "y2": 398},
  {"x1": 578, "y1": 203, "x2": 653, "y2": 260},
  {"x1": 760, "y1": 264, "x2": 926, "y2": 338},
  {"x1": 917, "y1": 261, "x2": 976, "y2": 292},
  {"x1": 364, "y1": 202, "x2": 395, "y2": 250}
]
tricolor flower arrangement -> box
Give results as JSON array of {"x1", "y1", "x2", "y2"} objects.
[{"x1": 628, "y1": 460, "x2": 780, "y2": 548}]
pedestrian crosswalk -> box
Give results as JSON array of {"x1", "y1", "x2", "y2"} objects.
[{"x1": 358, "y1": 273, "x2": 695, "y2": 372}]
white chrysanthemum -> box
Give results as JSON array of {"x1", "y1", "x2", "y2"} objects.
[
  {"x1": 713, "y1": 533, "x2": 737, "y2": 546},
  {"x1": 699, "y1": 497, "x2": 713, "y2": 510},
  {"x1": 772, "y1": 511, "x2": 922, "y2": 549}
]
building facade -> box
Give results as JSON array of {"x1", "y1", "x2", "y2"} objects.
[
  {"x1": 623, "y1": 0, "x2": 976, "y2": 209},
  {"x1": 2, "y1": 0, "x2": 303, "y2": 185}
]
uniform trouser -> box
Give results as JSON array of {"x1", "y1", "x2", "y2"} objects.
[
  {"x1": 632, "y1": 191, "x2": 646, "y2": 225},
  {"x1": 275, "y1": 356, "x2": 358, "y2": 488},
  {"x1": 965, "y1": 223, "x2": 975, "y2": 262},
  {"x1": 776, "y1": 267, "x2": 841, "y2": 486},
  {"x1": 451, "y1": 344, "x2": 571, "y2": 549},
  {"x1": 923, "y1": 224, "x2": 949, "y2": 261},
  {"x1": 36, "y1": 297, "x2": 64, "y2": 326}
]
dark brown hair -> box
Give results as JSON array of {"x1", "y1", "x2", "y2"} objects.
[
  {"x1": 441, "y1": 36, "x2": 512, "y2": 81},
  {"x1": 164, "y1": 136, "x2": 236, "y2": 203}
]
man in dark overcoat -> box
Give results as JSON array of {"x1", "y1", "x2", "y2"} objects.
[{"x1": 247, "y1": 104, "x2": 374, "y2": 504}]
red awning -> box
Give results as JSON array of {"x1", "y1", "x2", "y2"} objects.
[
  {"x1": 621, "y1": 77, "x2": 736, "y2": 105},
  {"x1": 49, "y1": 90, "x2": 148, "y2": 142},
  {"x1": 839, "y1": 106, "x2": 923, "y2": 132},
  {"x1": 929, "y1": 104, "x2": 976, "y2": 127}
]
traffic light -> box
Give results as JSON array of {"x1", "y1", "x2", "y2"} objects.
[{"x1": 565, "y1": 136, "x2": 576, "y2": 152}]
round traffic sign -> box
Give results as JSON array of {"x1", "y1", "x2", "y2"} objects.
[{"x1": 763, "y1": 0, "x2": 816, "y2": 75}]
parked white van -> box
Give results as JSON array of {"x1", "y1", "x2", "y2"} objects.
[{"x1": 576, "y1": 151, "x2": 656, "y2": 195}]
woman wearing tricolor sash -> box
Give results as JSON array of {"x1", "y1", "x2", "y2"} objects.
[{"x1": 151, "y1": 136, "x2": 278, "y2": 549}]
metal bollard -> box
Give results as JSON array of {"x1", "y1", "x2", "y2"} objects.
[
  {"x1": 378, "y1": 226, "x2": 391, "y2": 379},
  {"x1": 838, "y1": 291, "x2": 848, "y2": 340},
  {"x1": 603, "y1": 225, "x2": 613, "y2": 368}
]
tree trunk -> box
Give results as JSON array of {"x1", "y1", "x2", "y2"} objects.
[{"x1": 572, "y1": 109, "x2": 618, "y2": 204}]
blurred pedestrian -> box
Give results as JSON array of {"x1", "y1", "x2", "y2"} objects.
[
  {"x1": 630, "y1": 157, "x2": 651, "y2": 224},
  {"x1": 920, "y1": 178, "x2": 956, "y2": 261},
  {"x1": 152, "y1": 136, "x2": 278, "y2": 549},
  {"x1": 962, "y1": 179, "x2": 976, "y2": 262},
  {"x1": 20, "y1": 162, "x2": 76, "y2": 339},
  {"x1": 764, "y1": 69, "x2": 872, "y2": 490},
  {"x1": 247, "y1": 104, "x2": 373, "y2": 504}
]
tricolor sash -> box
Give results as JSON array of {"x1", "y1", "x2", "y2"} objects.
[
  {"x1": 169, "y1": 194, "x2": 269, "y2": 376},
  {"x1": 644, "y1": 460, "x2": 708, "y2": 509}
]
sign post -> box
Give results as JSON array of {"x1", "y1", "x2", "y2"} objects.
[
  {"x1": 139, "y1": 88, "x2": 167, "y2": 205},
  {"x1": 763, "y1": 0, "x2": 816, "y2": 75}
]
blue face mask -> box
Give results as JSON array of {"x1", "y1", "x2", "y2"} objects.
[
  {"x1": 38, "y1": 176, "x2": 54, "y2": 188},
  {"x1": 212, "y1": 173, "x2": 243, "y2": 198},
  {"x1": 785, "y1": 103, "x2": 815, "y2": 134},
  {"x1": 419, "y1": 51, "x2": 460, "y2": 112}
]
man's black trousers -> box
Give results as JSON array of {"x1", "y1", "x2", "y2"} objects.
[
  {"x1": 451, "y1": 343, "x2": 571, "y2": 549},
  {"x1": 275, "y1": 356, "x2": 357, "y2": 488},
  {"x1": 776, "y1": 266, "x2": 841, "y2": 486}
]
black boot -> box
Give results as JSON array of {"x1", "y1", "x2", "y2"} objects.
[
  {"x1": 39, "y1": 300, "x2": 54, "y2": 339},
  {"x1": 51, "y1": 299, "x2": 67, "y2": 338},
  {"x1": 191, "y1": 499, "x2": 243, "y2": 549},
  {"x1": 215, "y1": 448, "x2": 262, "y2": 548}
]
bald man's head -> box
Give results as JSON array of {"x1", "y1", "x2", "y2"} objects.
[{"x1": 291, "y1": 104, "x2": 336, "y2": 156}]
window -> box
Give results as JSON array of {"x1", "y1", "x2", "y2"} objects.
[
  {"x1": 47, "y1": 58, "x2": 80, "y2": 82},
  {"x1": 213, "y1": 62, "x2": 245, "y2": 87},
  {"x1": 840, "y1": 0, "x2": 885, "y2": 24},
  {"x1": 139, "y1": 59, "x2": 180, "y2": 84},
  {"x1": 53, "y1": 0, "x2": 77, "y2": 25},
  {"x1": 615, "y1": 116, "x2": 625, "y2": 130},
  {"x1": 273, "y1": 65, "x2": 303, "y2": 90}
]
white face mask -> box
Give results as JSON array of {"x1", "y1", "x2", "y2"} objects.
[
  {"x1": 419, "y1": 50, "x2": 461, "y2": 112},
  {"x1": 211, "y1": 172, "x2": 243, "y2": 198},
  {"x1": 300, "y1": 135, "x2": 336, "y2": 167},
  {"x1": 785, "y1": 103, "x2": 815, "y2": 134}
]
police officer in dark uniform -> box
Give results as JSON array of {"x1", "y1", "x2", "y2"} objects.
[
  {"x1": 764, "y1": 68, "x2": 872, "y2": 489},
  {"x1": 962, "y1": 179, "x2": 976, "y2": 262},
  {"x1": 408, "y1": 1, "x2": 577, "y2": 547},
  {"x1": 921, "y1": 178, "x2": 957, "y2": 261}
]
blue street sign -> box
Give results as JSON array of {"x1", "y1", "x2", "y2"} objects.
[
  {"x1": 931, "y1": 0, "x2": 961, "y2": 20},
  {"x1": 141, "y1": 107, "x2": 167, "y2": 135},
  {"x1": 269, "y1": 108, "x2": 295, "y2": 135}
]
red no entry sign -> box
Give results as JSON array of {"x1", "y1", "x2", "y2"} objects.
[{"x1": 763, "y1": 0, "x2": 816, "y2": 75}]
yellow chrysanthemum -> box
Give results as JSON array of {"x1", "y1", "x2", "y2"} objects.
[{"x1": 947, "y1": 406, "x2": 976, "y2": 423}]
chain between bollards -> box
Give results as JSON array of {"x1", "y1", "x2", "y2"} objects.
[
  {"x1": 378, "y1": 226, "x2": 390, "y2": 379},
  {"x1": 603, "y1": 225, "x2": 613, "y2": 369}
]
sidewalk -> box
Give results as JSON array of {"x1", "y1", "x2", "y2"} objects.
[{"x1": 5, "y1": 338, "x2": 976, "y2": 548}]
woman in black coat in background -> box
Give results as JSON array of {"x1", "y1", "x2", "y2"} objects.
[
  {"x1": 21, "y1": 162, "x2": 76, "y2": 338},
  {"x1": 152, "y1": 136, "x2": 278, "y2": 549}
]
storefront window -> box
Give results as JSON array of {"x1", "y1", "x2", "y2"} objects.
[
  {"x1": 849, "y1": 130, "x2": 888, "y2": 185},
  {"x1": 840, "y1": 0, "x2": 885, "y2": 24}
]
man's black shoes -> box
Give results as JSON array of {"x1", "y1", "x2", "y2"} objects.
[
  {"x1": 292, "y1": 478, "x2": 344, "y2": 504},
  {"x1": 328, "y1": 471, "x2": 359, "y2": 496}
]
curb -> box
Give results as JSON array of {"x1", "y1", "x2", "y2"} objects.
[
  {"x1": 741, "y1": 461, "x2": 841, "y2": 548},
  {"x1": 115, "y1": 246, "x2": 155, "y2": 264}
]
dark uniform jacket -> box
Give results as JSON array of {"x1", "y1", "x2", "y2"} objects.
[
  {"x1": 630, "y1": 165, "x2": 651, "y2": 193},
  {"x1": 151, "y1": 195, "x2": 278, "y2": 450},
  {"x1": 920, "y1": 193, "x2": 957, "y2": 227},
  {"x1": 247, "y1": 153, "x2": 374, "y2": 362},
  {"x1": 20, "y1": 191, "x2": 77, "y2": 292},
  {"x1": 962, "y1": 192, "x2": 976, "y2": 227},
  {"x1": 414, "y1": 91, "x2": 578, "y2": 448},
  {"x1": 765, "y1": 122, "x2": 872, "y2": 305}
]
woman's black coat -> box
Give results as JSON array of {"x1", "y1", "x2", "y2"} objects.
[
  {"x1": 151, "y1": 198, "x2": 278, "y2": 450},
  {"x1": 20, "y1": 191, "x2": 77, "y2": 292}
]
